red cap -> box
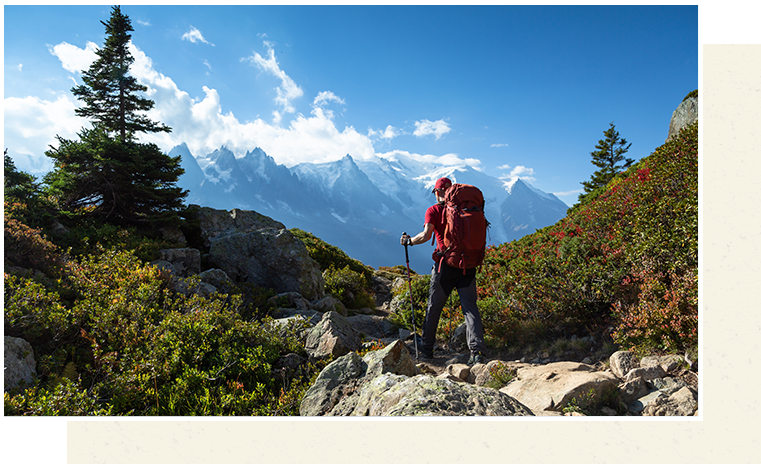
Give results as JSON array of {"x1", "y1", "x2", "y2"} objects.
[{"x1": 432, "y1": 177, "x2": 452, "y2": 193}]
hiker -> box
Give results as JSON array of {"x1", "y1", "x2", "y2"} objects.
[{"x1": 400, "y1": 177, "x2": 488, "y2": 366}]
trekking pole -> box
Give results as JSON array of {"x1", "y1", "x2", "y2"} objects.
[{"x1": 403, "y1": 232, "x2": 419, "y2": 361}]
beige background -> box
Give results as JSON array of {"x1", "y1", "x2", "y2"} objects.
[{"x1": 61, "y1": 44, "x2": 758, "y2": 464}]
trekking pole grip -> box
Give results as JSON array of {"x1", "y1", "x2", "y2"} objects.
[{"x1": 403, "y1": 232, "x2": 410, "y2": 263}]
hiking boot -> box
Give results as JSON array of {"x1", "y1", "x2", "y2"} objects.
[
  {"x1": 418, "y1": 346, "x2": 434, "y2": 359},
  {"x1": 467, "y1": 351, "x2": 486, "y2": 366}
]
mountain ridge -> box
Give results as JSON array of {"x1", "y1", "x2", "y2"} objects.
[{"x1": 173, "y1": 145, "x2": 569, "y2": 272}]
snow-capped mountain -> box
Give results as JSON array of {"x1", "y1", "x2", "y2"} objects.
[{"x1": 173, "y1": 145, "x2": 569, "y2": 272}]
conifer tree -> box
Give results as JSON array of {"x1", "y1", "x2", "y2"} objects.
[
  {"x1": 72, "y1": 5, "x2": 169, "y2": 140},
  {"x1": 44, "y1": 6, "x2": 186, "y2": 226},
  {"x1": 579, "y1": 122, "x2": 634, "y2": 203}
]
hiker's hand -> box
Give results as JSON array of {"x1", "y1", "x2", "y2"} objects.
[{"x1": 400, "y1": 234, "x2": 412, "y2": 246}]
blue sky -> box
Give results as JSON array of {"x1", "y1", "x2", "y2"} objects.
[{"x1": 4, "y1": 4, "x2": 697, "y2": 206}]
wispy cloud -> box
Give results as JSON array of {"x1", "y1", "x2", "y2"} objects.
[
  {"x1": 491, "y1": 143, "x2": 509, "y2": 147},
  {"x1": 17, "y1": 64, "x2": 23, "y2": 71},
  {"x1": 136, "y1": 19, "x2": 151, "y2": 27},
  {"x1": 313, "y1": 91, "x2": 345, "y2": 107},
  {"x1": 552, "y1": 188, "x2": 583, "y2": 197},
  {"x1": 182, "y1": 26, "x2": 213, "y2": 45},
  {"x1": 242, "y1": 42, "x2": 304, "y2": 124},
  {"x1": 413, "y1": 119, "x2": 451, "y2": 140}
]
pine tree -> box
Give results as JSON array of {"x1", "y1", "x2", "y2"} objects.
[
  {"x1": 579, "y1": 122, "x2": 634, "y2": 202},
  {"x1": 44, "y1": 5, "x2": 186, "y2": 226},
  {"x1": 71, "y1": 5, "x2": 169, "y2": 140}
]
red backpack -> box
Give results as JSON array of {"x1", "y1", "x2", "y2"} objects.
[{"x1": 436, "y1": 183, "x2": 489, "y2": 272}]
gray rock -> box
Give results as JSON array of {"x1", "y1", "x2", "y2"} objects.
[
  {"x1": 629, "y1": 390, "x2": 664, "y2": 414},
  {"x1": 158, "y1": 247, "x2": 201, "y2": 277},
  {"x1": 304, "y1": 311, "x2": 362, "y2": 361},
  {"x1": 643, "y1": 386, "x2": 698, "y2": 416},
  {"x1": 651, "y1": 376, "x2": 690, "y2": 395},
  {"x1": 196, "y1": 206, "x2": 286, "y2": 247},
  {"x1": 299, "y1": 351, "x2": 367, "y2": 416},
  {"x1": 619, "y1": 377, "x2": 649, "y2": 405},
  {"x1": 349, "y1": 374, "x2": 534, "y2": 416},
  {"x1": 312, "y1": 295, "x2": 347, "y2": 317},
  {"x1": 624, "y1": 365, "x2": 667, "y2": 383},
  {"x1": 640, "y1": 354, "x2": 683, "y2": 375},
  {"x1": 209, "y1": 228, "x2": 324, "y2": 300},
  {"x1": 273, "y1": 308, "x2": 323, "y2": 326},
  {"x1": 268, "y1": 292, "x2": 311, "y2": 312},
  {"x1": 346, "y1": 314, "x2": 401, "y2": 341},
  {"x1": 4, "y1": 336, "x2": 37, "y2": 392},
  {"x1": 666, "y1": 95, "x2": 698, "y2": 142},
  {"x1": 198, "y1": 268, "x2": 234, "y2": 292},
  {"x1": 499, "y1": 361, "x2": 619, "y2": 412},
  {"x1": 609, "y1": 350, "x2": 638, "y2": 378},
  {"x1": 159, "y1": 226, "x2": 187, "y2": 246}
]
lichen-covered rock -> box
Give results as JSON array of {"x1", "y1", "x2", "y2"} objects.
[
  {"x1": 209, "y1": 228, "x2": 324, "y2": 300},
  {"x1": 643, "y1": 386, "x2": 698, "y2": 416},
  {"x1": 4, "y1": 336, "x2": 37, "y2": 392},
  {"x1": 268, "y1": 292, "x2": 311, "y2": 312},
  {"x1": 158, "y1": 247, "x2": 201, "y2": 277},
  {"x1": 609, "y1": 351, "x2": 637, "y2": 378},
  {"x1": 196, "y1": 206, "x2": 286, "y2": 247},
  {"x1": 304, "y1": 311, "x2": 362, "y2": 361},
  {"x1": 299, "y1": 351, "x2": 366, "y2": 416},
  {"x1": 312, "y1": 295, "x2": 347, "y2": 317},
  {"x1": 350, "y1": 374, "x2": 534, "y2": 416}
]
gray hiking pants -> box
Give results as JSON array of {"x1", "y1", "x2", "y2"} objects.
[{"x1": 421, "y1": 262, "x2": 487, "y2": 354}]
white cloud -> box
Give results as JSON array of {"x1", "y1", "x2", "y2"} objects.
[
  {"x1": 413, "y1": 119, "x2": 451, "y2": 140},
  {"x1": 3, "y1": 94, "x2": 88, "y2": 173},
  {"x1": 242, "y1": 43, "x2": 304, "y2": 120},
  {"x1": 369, "y1": 125, "x2": 400, "y2": 140},
  {"x1": 6, "y1": 40, "x2": 481, "y2": 178},
  {"x1": 49, "y1": 41, "x2": 99, "y2": 73},
  {"x1": 491, "y1": 143, "x2": 509, "y2": 147},
  {"x1": 182, "y1": 26, "x2": 213, "y2": 45},
  {"x1": 17, "y1": 64, "x2": 23, "y2": 71},
  {"x1": 499, "y1": 165, "x2": 536, "y2": 184},
  {"x1": 313, "y1": 91, "x2": 345, "y2": 107},
  {"x1": 497, "y1": 164, "x2": 511, "y2": 170},
  {"x1": 137, "y1": 19, "x2": 151, "y2": 27}
]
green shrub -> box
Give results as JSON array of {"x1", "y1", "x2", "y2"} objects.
[
  {"x1": 290, "y1": 228, "x2": 373, "y2": 281},
  {"x1": 323, "y1": 265, "x2": 375, "y2": 309},
  {"x1": 4, "y1": 247, "x2": 315, "y2": 416},
  {"x1": 478, "y1": 122, "x2": 698, "y2": 355}
]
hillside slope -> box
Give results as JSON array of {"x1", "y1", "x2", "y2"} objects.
[{"x1": 477, "y1": 121, "x2": 698, "y2": 355}]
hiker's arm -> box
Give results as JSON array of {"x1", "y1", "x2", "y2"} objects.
[{"x1": 401, "y1": 223, "x2": 434, "y2": 246}]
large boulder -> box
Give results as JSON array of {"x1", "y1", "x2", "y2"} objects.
[
  {"x1": 196, "y1": 206, "x2": 286, "y2": 247},
  {"x1": 345, "y1": 314, "x2": 403, "y2": 342},
  {"x1": 304, "y1": 311, "x2": 363, "y2": 361},
  {"x1": 347, "y1": 373, "x2": 534, "y2": 416},
  {"x1": 299, "y1": 340, "x2": 533, "y2": 416},
  {"x1": 4, "y1": 336, "x2": 37, "y2": 392},
  {"x1": 208, "y1": 228, "x2": 324, "y2": 300},
  {"x1": 157, "y1": 247, "x2": 201, "y2": 277},
  {"x1": 666, "y1": 94, "x2": 698, "y2": 142},
  {"x1": 499, "y1": 362, "x2": 618, "y2": 413}
]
